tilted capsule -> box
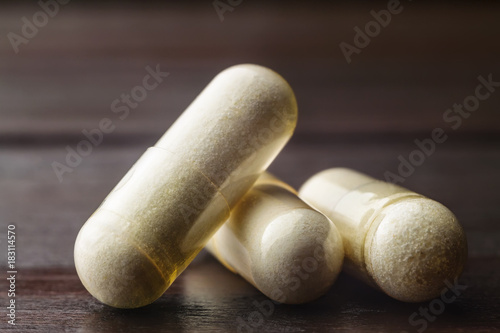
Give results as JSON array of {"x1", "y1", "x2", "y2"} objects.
[{"x1": 74, "y1": 64, "x2": 298, "y2": 308}]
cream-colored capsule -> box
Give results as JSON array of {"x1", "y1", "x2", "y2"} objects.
[
  {"x1": 74, "y1": 64, "x2": 297, "y2": 308},
  {"x1": 299, "y1": 168, "x2": 467, "y2": 302},
  {"x1": 206, "y1": 173, "x2": 344, "y2": 304}
]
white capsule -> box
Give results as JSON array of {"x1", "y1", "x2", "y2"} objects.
[
  {"x1": 74, "y1": 64, "x2": 298, "y2": 308},
  {"x1": 206, "y1": 173, "x2": 344, "y2": 304},
  {"x1": 299, "y1": 168, "x2": 467, "y2": 302}
]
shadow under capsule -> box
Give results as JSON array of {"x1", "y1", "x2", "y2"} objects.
[
  {"x1": 77, "y1": 252, "x2": 259, "y2": 332},
  {"x1": 76, "y1": 256, "x2": 473, "y2": 333}
]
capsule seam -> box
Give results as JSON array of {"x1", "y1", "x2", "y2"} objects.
[
  {"x1": 362, "y1": 193, "x2": 426, "y2": 288},
  {"x1": 153, "y1": 146, "x2": 232, "y2": 214}
]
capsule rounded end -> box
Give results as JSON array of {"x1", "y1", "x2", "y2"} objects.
[
  {"x1": 216, "y1": 63, "x2": 298, "y2": 132},
  {"x1": 74, "y1": 213, "x2": 170, "y2": 309},
  {"x1": 251, "y1": 208, "x2": 344, "y2": 304},
  {"x1": 365, "y1": 198, "x2": 468, "y2": 302}
]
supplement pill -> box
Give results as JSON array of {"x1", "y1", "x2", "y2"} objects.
[
  {"x1": 299, "y1": 168, "x2": 467, "y2": 302},
  {"x1": 74, "y1": 64, "x2": 298, "y2": 308},
  {"x1": 206, "y1": 173, "x2": 344, "y2": 304}
]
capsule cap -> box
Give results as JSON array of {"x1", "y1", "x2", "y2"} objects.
[
  {"x1": 74, "y1": 210, "x2": 170, "y2": 308},
  {"x1": 251, "y1": 208, "x2": 344, "y2": 304},
  {"x1": 365, "y1": 197, "x2": 468, "y2": 302}
]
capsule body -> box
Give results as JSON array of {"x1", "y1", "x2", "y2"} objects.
[
  {"x1": 74, "y1": 64, "x2": 298, "y2": 308},
  {"x1": 206, "y1": 173, "x2": 344, "y2": 304},
  {"x1": 299, "y1": 168, "x2": 467, "y2": 302}
]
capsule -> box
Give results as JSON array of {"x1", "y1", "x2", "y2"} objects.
[
  {"x1": 74, "y1": 64, "x2": 298, "y2": 308},
  {"x1": 299, "y1": 168, "x2": 467, "y2": 302},
  {"x1": 206, "y1": 173, "x2": 344, "y2": 304}
]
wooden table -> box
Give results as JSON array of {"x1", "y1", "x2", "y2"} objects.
[{"x1": 1, "y1": 2, "x2": 499, "y2": 332}]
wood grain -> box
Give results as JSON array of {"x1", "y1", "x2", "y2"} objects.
[
  {"x1": 1, "y1": 2, "x2": 499, "y2": 332},
  {"x1": 0, "y1": 255, "x2": 499, "y2": 332},
  {"x1": 1, "y1": 3, "x2": 500, "y2": 139}
]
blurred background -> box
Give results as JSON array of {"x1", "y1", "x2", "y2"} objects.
[{"x1": 0, "y1": 1, "x2": 499, "y2": 331}]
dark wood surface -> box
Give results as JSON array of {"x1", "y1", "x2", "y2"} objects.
[
  {"x1": 1, "y1": 256, "x2": 499, "y2": 333},
  {"x1": 1, "y1": 2, "x2": 499, "y2": 332}
]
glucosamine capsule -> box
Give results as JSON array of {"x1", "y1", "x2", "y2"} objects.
[
  {"x1": 74, "y1": 64, "x2": 298, "y2": 308},
  {"x1": 206, "y1": 173, "x2": 344, "y2": 304},
  {"x1": 299, "y1": 168, "x2": 467, "y2": 302}
]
